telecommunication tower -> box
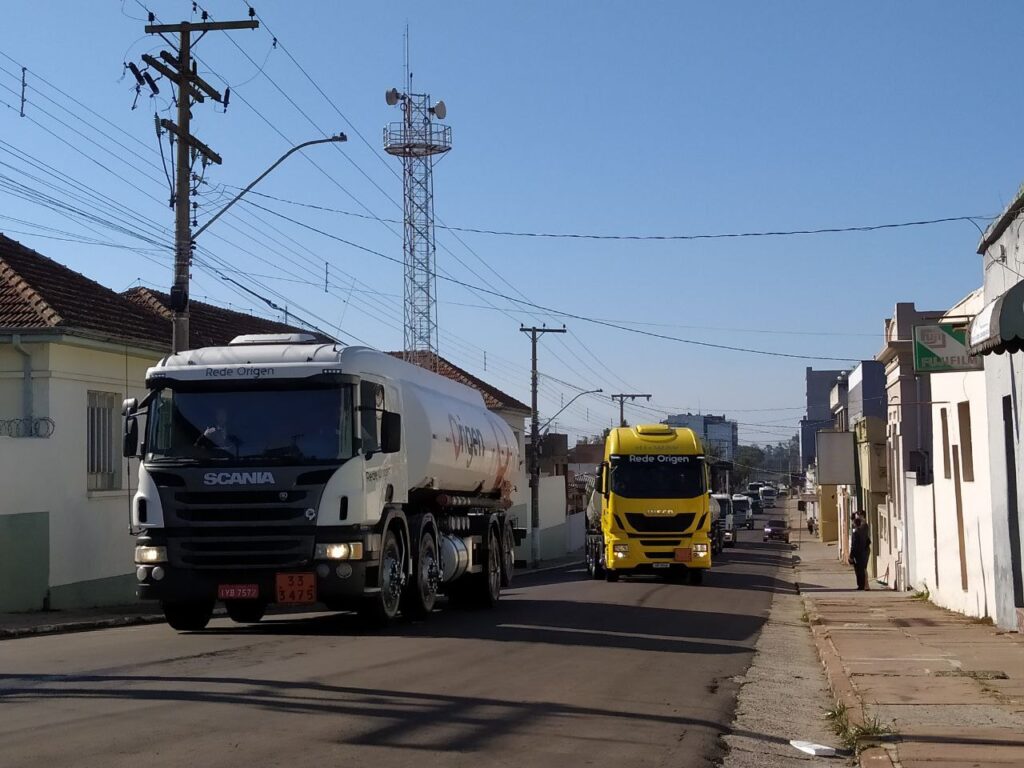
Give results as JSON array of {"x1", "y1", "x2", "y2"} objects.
[{"x1": 384, "y1": 71, "x2": 450, "y2": 369}]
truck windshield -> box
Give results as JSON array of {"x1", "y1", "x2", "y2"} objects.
[
  {"x1": 146, "y1": 384, "x2": 355, "y2": 465},
  {"x1": 609, "y1": 455, "x2": 705, "y2": 499},
  {"x1": 733, "y1": 498, "x2": 750, "y2": 512}
]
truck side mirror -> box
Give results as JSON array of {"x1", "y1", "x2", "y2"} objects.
[
  {"x1": 597, "y1": 462, "x2": 608, "y2": 497},
  {"x1": 380, "y1": 411, "x2": 401, "y2": 454},
  {"x1": 123, "y1": 416, "x2": 139, "y2": 458}
]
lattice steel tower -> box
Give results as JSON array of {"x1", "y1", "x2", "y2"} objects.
[{"x1": 384, "y1": 78, "x2": 450, "y2": 369}]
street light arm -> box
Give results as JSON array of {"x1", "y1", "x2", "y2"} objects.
[
  {"x1": 539, "y1": 389, "x2": 602, "y2": 433},
  {"x1": 192, "y1": 133, "x2": 347, "y2": 239}
]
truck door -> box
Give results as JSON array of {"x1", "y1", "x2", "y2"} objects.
[{"x1": 360, "y1": 379, "x2": 393, "y2": 514}]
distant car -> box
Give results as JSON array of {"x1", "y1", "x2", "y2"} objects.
[
  {"x1": 763, "y1": 519, "x2": 790, "y2": 544},
  {"x1": 732, "y1": 494, "x2": 754, "y2": 530}
]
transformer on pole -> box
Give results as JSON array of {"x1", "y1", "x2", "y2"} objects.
[{"x1": 384, "y1": 77, "x2": 450, "y2": 370}]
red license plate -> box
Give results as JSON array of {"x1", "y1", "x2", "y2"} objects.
[
  {"x1": 674, "y1": 548, "x2": 692, "y2": 562},
  {"x1": 218, "y1": 584, "x2": 259, "y2": 600},
  {"x1": 276, "y1": 572, "x2": 317, "y2": 604}
]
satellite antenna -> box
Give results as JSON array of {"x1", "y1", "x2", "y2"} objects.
[
  {"x1": 385, "y1": 88, "x2": 400, "y2": 106},
  {"x1": 431, "y1": 100, "x2": 446, "y2": 120}
]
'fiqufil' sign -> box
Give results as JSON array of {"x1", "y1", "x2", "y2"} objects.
[{"x1": 912, "y1": 323, "x2": 983, "y2": 374}]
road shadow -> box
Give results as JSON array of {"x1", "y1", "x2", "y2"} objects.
[
  {"x1": 0, "y1": 671, "x2": 801, "y2": 753},
  {"x1": 199, "y1": 593, "x2": 766, "y2": 653}
]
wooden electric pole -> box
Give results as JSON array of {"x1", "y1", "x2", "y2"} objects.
[
  {"x1": 520, "y1": 325, "x2": 566, "y2": 567},
  {"x1": 142, "y1": 17, "x2": 258, "y2": 353}
]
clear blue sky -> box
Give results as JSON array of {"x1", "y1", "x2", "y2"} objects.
[{"x1": 1, "y1": 1, "x2": 1019, "y2": 444}]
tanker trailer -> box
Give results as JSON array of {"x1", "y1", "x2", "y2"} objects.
[{"x1": 123, "y1": 335, "x2": 522, "y2": 630}]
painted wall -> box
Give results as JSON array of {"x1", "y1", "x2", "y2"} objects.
[
  {"x1": 0, "y1": 337, "x2": 156, "y2": 610},
  {"x1": 978, "y1": 217, "x2": 1024, "y2": 630},
  {"x1": 925, "y1": 365, "x2": 997, "y2": 622}
]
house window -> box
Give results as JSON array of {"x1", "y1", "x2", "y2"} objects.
[
  {"x1": 87, "y1": 390, "x2": 122, "y2": 491},
  {"x1": 957, "y1": 401, "x2": 974, "y2": 482},
  {"x1": 940, "y1": 408, "x2": 951, "y2": 480}
]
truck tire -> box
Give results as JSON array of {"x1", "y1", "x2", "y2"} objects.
[
  {"x1": 604, "y1": 569, "x2": 620, "y2": 582},
  {"x1": 688, "y1": 569, "x2": 704, "y2": 586},
  {"x1": 225, "y1": 600, "x2": 266, "y2": 624},
  {"x1": 500, "y1": 521, "x2": 515, "y2": 588},
  {"x1": 586, "y1": 540, "x2": 605, "y2": 579},
  {"x1": 401, "y1": 527, "x2": 438, "y2": 621},
  {"x1": 452, "y1": 524, "x2": 502, "y2": 609},
  {"x1": 162, "y1": 600, "x2": 214, "y2": 631},
  {"x1": 359, "y1": 526, "x2": 404, "y2": 626}
]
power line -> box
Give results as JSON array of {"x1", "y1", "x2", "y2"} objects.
[
  {"x1": 242, "y1": 200, "x2": 861, "y2": 363},
  {"x1": 230, "y1": 189, "x2": 992, "y2": 243}
]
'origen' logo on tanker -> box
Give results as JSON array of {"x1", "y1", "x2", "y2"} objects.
[
  {"x1": 450, "y1": 414, "x2": 484, "y2": 465},
  {"x1": 203, "y1": 471, "x2": 276, "y2": 485}
]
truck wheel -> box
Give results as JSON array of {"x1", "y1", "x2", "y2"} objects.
[
  {"x1": 604, "y1": 569, "x2": 620, "y2": 582},
  {"x1": 500, "y1": 521, "x2": 515, "y2": 588},
  {"x1": 688, "y1": 569, "x2": 704, "y2": 586},
  {"x1": 401, "y1": 529, "x2": 438, "y2": 621},
  {"x1": 225, "y1": 600, "x2": 266, "y2": 624},
  {"x1": 162, "y1": 600, "x2": 214, "y2": 631},
  {"x1": 359, "y1": 527, "x2": 403, "y2": 626},
  {"x1": 586, "y1": 541, "x2": 605, "y2": 579}
]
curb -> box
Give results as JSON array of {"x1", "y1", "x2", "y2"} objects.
[
  {"x1": 801, "y1": 604, "x2": 866, "y2": 729},
  {"x1": 0, "y1": 608, "x2": 230, "y2": 642},
  {"x1": 0, "y1": 613, "x2": 167, "y2": 641},
  {"x1": 519, "y1": 560, "x2": 584, "y2": 576}
]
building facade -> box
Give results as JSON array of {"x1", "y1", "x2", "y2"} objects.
[
  {"x1": 801, "y1": 367, "x2": 845, "y2": 470},
  {"x1": 662, "y1": 412, "x2": 738, "y2": 461}
]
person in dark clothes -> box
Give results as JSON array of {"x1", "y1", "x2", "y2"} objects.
[{"x1": 850, "y1": 515, "x2": 871, "y2": 590}]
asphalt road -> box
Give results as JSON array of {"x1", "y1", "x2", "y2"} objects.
[{"x1": 0, "y1": 523, "x2": 793, "y2": 768}]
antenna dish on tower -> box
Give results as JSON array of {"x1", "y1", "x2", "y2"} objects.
[
  {"x1": 432, "y1": 100, "x2": 446, "y2": 120},
  {"x1": 385, "y1": 88, "x2": 400, "y2": 106}
]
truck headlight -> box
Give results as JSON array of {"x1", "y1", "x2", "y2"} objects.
[
  {"x1": 315, "y1": 542, "x2": 363, "y2": 561},
  {"x1": 693, "y1": 543, "x2": 709, "y2": 556},
  {"x1": 612, "y1": 543, "x2": 629, "y2": 559},
  {"x1": 134, "y1": 545, "x2": 167, "y2": 564}
]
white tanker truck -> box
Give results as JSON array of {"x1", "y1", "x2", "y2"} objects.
[{"x1": 122, "y1": 334, "x2": 522, "y2": 630}]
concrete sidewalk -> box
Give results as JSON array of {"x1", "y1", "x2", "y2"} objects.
[{"x1": 792, "y1": 519, "x2": 1024, "y2": 766}]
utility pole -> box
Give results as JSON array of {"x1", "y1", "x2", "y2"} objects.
[
  {"x1": 521, "y1": 325, "x2": 566, "y2": 567},
  {"x1": 610, "y1": 393, "x2": 652, "y2": 427},
  {"x1": 141, "y1": 16, "x2": 258, "y2": 353}
]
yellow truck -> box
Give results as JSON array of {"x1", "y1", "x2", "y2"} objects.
[{"x1": 585, "y1": 424, "x2": 712, "y2": 584}]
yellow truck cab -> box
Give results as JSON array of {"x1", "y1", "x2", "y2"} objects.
[{"x1": 585, "y1": 424, "x2": 711, "y2": 584}]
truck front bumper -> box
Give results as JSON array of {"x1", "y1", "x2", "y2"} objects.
[
  {"x1": 136, "y1": 560, "x2": 373, "y2": 608},
  {"x1": 604, "y1": 533, "x2": 712, "y2": 572}
]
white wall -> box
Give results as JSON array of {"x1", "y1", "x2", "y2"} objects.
[{"x1": 922, "y1": 367, "x2": 998, "y2": 622}]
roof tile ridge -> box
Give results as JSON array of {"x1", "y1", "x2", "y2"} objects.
[{"x1": 0, "y1": 256, "x2": 63, "y2": 327}]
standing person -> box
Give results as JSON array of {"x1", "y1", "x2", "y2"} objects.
[{"x1": 850, "y1": 515, "x2": 871, "y2": 590}]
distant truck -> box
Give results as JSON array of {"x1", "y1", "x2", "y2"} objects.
[
  {"x1": 759, "y1": 485, "x2": 777, "y2": 509},
  {"x1": 712, "y1": 493, "x2": 737, "y2": 548},
  {"x1": 585, "y1": 424, "x2": 712, "y2": 584},
  {"x1": 123, "y1": 335, "x2": 521, "y2": 630}
]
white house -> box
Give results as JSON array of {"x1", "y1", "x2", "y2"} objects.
[
  {"x1": 969, "y1": 198, "x2": 1024, "y2": 632},
  {"x1": 905, "y1": 289, "x2": 999, "y2": 623}
]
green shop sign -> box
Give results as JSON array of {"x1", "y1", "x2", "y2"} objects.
[{"x1": 912, "y1": 324, "x2": 983, "y2": 373}]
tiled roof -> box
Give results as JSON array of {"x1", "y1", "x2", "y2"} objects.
[
  {"x1": 0, "y1": 234, "x2": 169, "y2": 345},
  {"x1": 0, "y1": 234, "x2": 326, "y2": 348},
  {"x1": 123, "y1": 287, "x2": 331, "y2": 349},
  {"x1": 390, "y1": 350, "x2": 532, "y2": 414}
]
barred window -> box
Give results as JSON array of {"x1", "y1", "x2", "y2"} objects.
[{"x1": 87, "y1": 391, "x2": 122, "y2": 491}]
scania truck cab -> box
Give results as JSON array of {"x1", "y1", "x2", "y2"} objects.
[
  {"x1": 585, "y1": 424, "x2": 711, "y2": 584},
  {"x1": 123, "y1": 335, "x2": 521, "y2": 630}
]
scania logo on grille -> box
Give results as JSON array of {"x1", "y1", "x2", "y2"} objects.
[
  {"x1": 645, "y1": 509, "x2": 676, "y2": 515},
  {"x1": 203, "y1": 471, "x2": 276, "y2": 486}
]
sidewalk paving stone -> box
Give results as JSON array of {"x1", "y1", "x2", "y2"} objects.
[{"x1": 786, "y1": 503, "x2": 1024, "y2": 767}]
